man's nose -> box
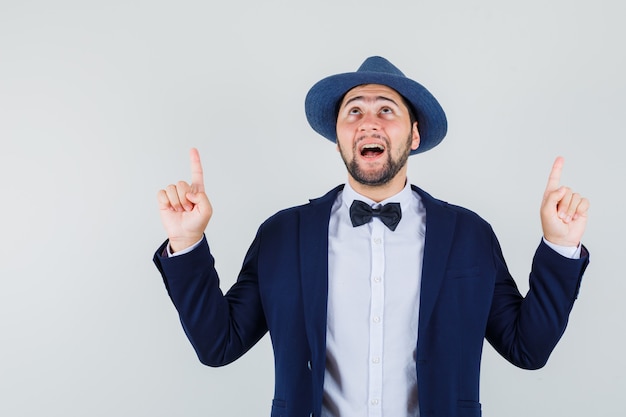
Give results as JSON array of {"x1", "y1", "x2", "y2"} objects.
[{"x1": 359, "y1": 112, "x2": 380, "y2": 132}]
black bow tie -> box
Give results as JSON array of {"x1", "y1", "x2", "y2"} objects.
[{"x1": 349, "y1": 200, "x2": 402, "y2": 231}]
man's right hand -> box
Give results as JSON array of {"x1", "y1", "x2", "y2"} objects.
[{"x1": 157, "y1": 148, "x2": 213, "y2": 253}]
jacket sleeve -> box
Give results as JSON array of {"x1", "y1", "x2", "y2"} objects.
[
  {"x1": 485, "y1": 235, "x2": 589, "y2": 369},
  {"x1": 153, "y1": 234, "x2": 268, "y2": 367}
]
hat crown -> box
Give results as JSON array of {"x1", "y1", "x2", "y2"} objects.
[{"x1": 357, "y1": 56, "x2": 406, "y2": 77}]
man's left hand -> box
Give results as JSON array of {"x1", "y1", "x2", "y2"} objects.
[{"x1": 540, "y1": 156, "x2": 590, "y2": 247}]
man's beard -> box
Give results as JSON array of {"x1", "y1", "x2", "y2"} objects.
[{"x1": 339, "y1": 133, "x2": 413, "y2": 186}]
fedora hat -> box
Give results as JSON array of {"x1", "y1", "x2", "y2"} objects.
[{"x1": 304, "y1": 56, "x2": 447, "y2": 155}]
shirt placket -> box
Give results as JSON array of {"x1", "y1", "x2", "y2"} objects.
[{"x1": 368, "y1": 216, "x2": 385, "y2": 416}]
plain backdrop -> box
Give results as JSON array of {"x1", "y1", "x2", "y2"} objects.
[{"x1": 1, "y1": 0, "x2": 624, "y2": 416}]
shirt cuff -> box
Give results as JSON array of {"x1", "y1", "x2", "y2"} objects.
[
  {"x1": 166, "y1": 237, "x2": 204, "y2": 257},
  {"x1": 542, "y1": 237, "x2": 581, "y2": 259}
]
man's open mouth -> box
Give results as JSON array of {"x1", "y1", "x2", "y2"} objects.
[{"x1": 360, "y1": 143, "x2": 385, "y2": 158}]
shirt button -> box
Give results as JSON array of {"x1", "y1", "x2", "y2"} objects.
[
  {"x1": 371, "y1": 399, "x2": 379, "y2": 406},
  {"x1": 307, "y1": 361, "x2": 312, "y2": 370},
  {"x1": 372, "y1": 316, "x2": 381, "y2": 323},
  {"x1": 372, "y1": 357, "x2": 380, "y2": 364},
  {"x1": 373, "y1": 237, "x2": 382, "y2": 244},
  {"x1": 373, "y1": 276, "x2": 381, "y2": 283}
]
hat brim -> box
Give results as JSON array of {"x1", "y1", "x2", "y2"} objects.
[{"x1": 305, "y1": 71, "x2": 447, "y2": 155}]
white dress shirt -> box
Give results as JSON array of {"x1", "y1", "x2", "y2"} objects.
[{"x1": 323, "y1": 181, "x2": 425, "y2": 417}]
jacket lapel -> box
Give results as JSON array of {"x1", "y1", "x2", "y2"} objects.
[
  {"x1": 299, "y1": 186, "x2": 343, "y2": 379},
  {"x1": 413, "y1": 186, "x2": 458, "y2": 340}
]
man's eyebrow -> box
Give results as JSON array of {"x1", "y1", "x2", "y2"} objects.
[{"x1": 341, "y1": 95, "x2": 400, "y2": 108}]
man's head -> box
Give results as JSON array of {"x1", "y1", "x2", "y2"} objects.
[
  {"x1": 305, "y1": 56, "x2": 447, "y2": 156},
  {"x1": 335, "y1": 83, "x2": 419, "y2": 186}
]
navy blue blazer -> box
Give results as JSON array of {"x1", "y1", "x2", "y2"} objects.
[{"x1": 154, "y1": 185, "x2": 589, "y2": 417}]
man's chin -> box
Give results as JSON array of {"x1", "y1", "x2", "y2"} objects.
[{"x1": 351, "y1": 170, "x2": 394, "y2": 187}]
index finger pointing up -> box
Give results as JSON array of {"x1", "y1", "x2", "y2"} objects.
[
  {"x1": 544, "y1": 156, "x2": 564, "y2": 195},
  {"x1": 190, "y1": 147, "x2": 205, "y2": 194}
]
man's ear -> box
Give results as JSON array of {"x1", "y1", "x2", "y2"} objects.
[{"x1": 411, "y1": 122, "x2": 420, "y2": 151}]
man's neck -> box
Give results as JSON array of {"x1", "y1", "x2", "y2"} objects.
[{"x1": 347, "y1": 175, "x2": 408, "y2": 203}]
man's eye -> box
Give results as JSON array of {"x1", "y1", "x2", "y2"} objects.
[
  {"x1": 380, "y1": 107, "x2": 393, "y2": 114},
  {"x1": 348, "y1": 108, "x2": 361, "y2": 115}
]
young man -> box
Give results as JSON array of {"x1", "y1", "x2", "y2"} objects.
[{"x1": 154, "y1": 56, "x2": 589, "y2": 417}]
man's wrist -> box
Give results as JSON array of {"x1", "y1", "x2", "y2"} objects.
[
  {"x1": 167, "y1": 236, "x2": 204, "y2": 257},
  {"x1": 542, "y1": 237, "x2": 581, "y2": 259}
]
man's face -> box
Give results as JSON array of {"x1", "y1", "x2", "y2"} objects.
[{"x1": 335, "y1": 84, "x2": 420, "y2": 186}]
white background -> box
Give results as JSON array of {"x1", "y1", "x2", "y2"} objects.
[{"x1": 1, "y1": 1, "x2": 624, "y2": 415}]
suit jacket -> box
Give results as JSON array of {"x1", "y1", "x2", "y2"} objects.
[{"x1": 154, "y1": 185, "x2": 589, "y2": 417}]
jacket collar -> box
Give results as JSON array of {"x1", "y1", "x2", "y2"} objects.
[
  {"x1": 411, "y1": 185, "x2": 458, "y2": 341},
  {"x1": 298, "y1": 185, "x2": 343, "y2": 413}
]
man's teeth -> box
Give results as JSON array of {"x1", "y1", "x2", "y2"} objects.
[{"x1": 360, "y1": 143, "x2": 384, "y2": 156}]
